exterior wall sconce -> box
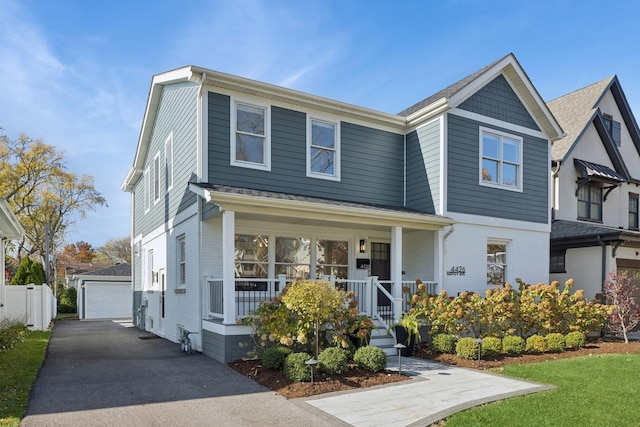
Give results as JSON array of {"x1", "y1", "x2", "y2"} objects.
[{"x1": 359, "y1": 239, "x2": 367, "y2": 253}]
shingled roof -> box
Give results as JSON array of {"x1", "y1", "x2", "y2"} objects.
[
  {"x1": 547, "y1": 76, "x2": 615, "y2": 162},
  {"x1": 78, "y1": 263, "x2": 131, "y2": 277}
]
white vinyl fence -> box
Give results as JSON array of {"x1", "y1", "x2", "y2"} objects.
[{"x1": 4, "y1": 284, "x2": 56, "y2": 330}]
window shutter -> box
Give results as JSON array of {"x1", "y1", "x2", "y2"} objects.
[{"x1": 613, "y1": 120, "x2": 622, "y2": 146}]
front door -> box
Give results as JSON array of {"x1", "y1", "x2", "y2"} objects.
[{"x1": 371, "y1": 243, "x2": 392, "y2": 317}]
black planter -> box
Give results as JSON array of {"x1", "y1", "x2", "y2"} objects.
[{"x1": 394, "y1": 326, "x2": 416, "y2": 357}]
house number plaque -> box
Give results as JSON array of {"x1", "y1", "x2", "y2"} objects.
[{"x1": 446, "y1": 266, "x2": 466, "y2": 276}]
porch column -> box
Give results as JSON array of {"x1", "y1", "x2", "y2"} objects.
[
  {"x1": 390, "y1": 226, "x2": 403, "y2": 323},
  {"x1": 222, "y1": 210, "x2": 236, "y2": 325}
]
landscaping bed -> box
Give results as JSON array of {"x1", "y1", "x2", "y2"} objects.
[{"x1": 229, "y1": 338, "x2": 640, "y2": 399}]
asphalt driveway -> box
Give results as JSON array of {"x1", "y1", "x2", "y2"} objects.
[{"x1": 22, "y1": 320, "x2": 344, "y2": 427}]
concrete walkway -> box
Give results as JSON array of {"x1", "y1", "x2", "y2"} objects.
[{"x1": 305, "y1": 356, "x2": 552, "y2": 426}]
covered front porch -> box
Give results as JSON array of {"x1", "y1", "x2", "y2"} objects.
[{"x1": 189, "y1": 184, "x2": 454, "y2": 361}]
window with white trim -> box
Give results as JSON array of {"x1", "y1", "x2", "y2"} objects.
[
  {"x1": 177, "y1": 235, "x2": 186, "y2": 286},
  {"x1": 153, "y1": 154, "x2": 160, "y2": 203},
  {"x1": 144, "y1": 168, "x2": 150, "y2": 212},
  {"x1": 232, "y1": 101, "x2": 270, "y2": 170},
  {"x1": 307, "y1": 118, "x2": 340, "y2": 180},
  {"x1": 275, "y1": 236, "x2": 311, "y2": 279},
  {"x1": 316, "y1": 239, "x2": 348, "y2": 279},
  {"x1": 487, "y1": 241, "x2": 507, "y2": 285},
  {"x1": 165, "y1": 133, "x2": 173, "y2": 191},
  {"x1": 480, "y1": 128, "x2": 522, "y2": 190}
]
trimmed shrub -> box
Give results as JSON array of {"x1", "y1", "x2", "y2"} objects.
[
  {"x1": 318, "y1": 347, "x2": 348, "y2": 375},
  {"x1": 545, "y1": 333, "x2": 565, "y2": 353},
  {"x1": 283, "y1": 352, "x2": 312, "y2": 382},
  {"x1": 353, "y1": 345, "x2": 387, "y2": 372},
  {"x1": 525, "y1": 334, "x2": 547, "y2": 353},
  {"x1": 502, "y1": 335, "x2": 525, "y2": 355},
  {"x1": 432, "y1": 334, "x2": 457, "y2": 354},
  {"x1": 57, "y1": 286, "x2": 77, "y2": 314},
  {"x1": 456, "y1": 337, "x2": 479, "y2": 360},
  {"x1": 262, "y1": 346, "x2": 292, "y2": 370},
  {"x1": 481, "y1": 337, "x2": 502, "y2": 357},
  {"x1": 565, "y1": 331, "x2": 586, "y2": 349}
]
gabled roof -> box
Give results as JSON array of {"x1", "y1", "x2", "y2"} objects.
[
  {"x1": 123, "y1": 54, "x2": 564, "y2": 192},
  {"x1": 399, "y1": 53, "x2": 564, "y2": 140},
  {"x1": 548, "y1": 76, "x2": 640, "y2": 178}
]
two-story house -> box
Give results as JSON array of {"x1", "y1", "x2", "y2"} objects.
[
  {"x1": 122, "y1": 53, "x2": 563, "y2": 363},
  {"x1": 548, "y1": 76, "x2": 640, "y2": 300}
]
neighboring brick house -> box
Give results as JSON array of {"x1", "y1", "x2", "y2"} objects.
[
  {"x1": 548, "y1": 76, "x2": 640, "y2": 300},
  {"x1": 122, "y1": 53, "x2": 563, "y2": 362}
]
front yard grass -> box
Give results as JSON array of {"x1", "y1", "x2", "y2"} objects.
[
  {"x1": 444, "y1": 353, "x2": 640, "y2": 426},
  {"x1": 0, "y1": 331, "x2": 50, "y2": 427}
]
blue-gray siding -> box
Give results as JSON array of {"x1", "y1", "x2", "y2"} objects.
[
  {"x1": 459, "y1": 75, "x2": 540, "y2": 131},
  {"x1": 202, "y1": 328, "x2": 252, "y2": 363},
  {"x1": 133, "y1": 83, "x2": 199, "y2": 237},
  {"x1": 207, "y1": 92, "x2": 405, "y2": 208},
  {"x1": 406, "y1": 119, "x2": 440, "y2": 213},
  {"x1": 447, "y1": 114, "x2": 548, "y2": 223}
]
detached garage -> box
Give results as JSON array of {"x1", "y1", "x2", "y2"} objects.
[{"x1": 77, "y1": 264, "x2": 132, "y2": 320}]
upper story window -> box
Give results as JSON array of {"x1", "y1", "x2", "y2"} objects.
[
  {"x1": 307, "y1": 118, "x2": 340, "y2": 180},
  {"x1": 630, "y1": 193, "x2": 639, "y2": 230},
  {"x1": 153, "y1": 154, "x2": 160, "y2": 203},
  {"x1": 144, "y1": 167, "x2": 150, "y2": 212},
  {"x1": 603, "y1": 114, "x2": 622, "y2": 147},
  {"x1": 232, "y1": 101, "x2": 270, "y2": 170},
  {"x1": 480, "y1": 127, "x2": 522, "y2": 191},
  {"x1": 165, "y1": 133, "x2": 173, "y2": 191},
  {"x1": 577, "y1": 182, "x2": 602, "y2": 222}
]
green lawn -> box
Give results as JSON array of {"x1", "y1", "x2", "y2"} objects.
[
  {"x1": 0, "y1": 331, "x2": 50, "y2": 427},
  {"x1": 444, "y1": 354, "x2": 640, "y2": 426}
]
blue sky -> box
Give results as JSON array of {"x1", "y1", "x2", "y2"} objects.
[{"x1": 2, "y1": 0, "x2": 640, "y2": 247}]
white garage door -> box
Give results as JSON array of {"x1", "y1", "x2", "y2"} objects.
[{"x1": 85, "y1": 282, "x2": 132, "y2": 319}]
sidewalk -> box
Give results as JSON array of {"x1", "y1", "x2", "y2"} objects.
[{"x1": 304, "y1": 356, "x2": 552, "y2": 426}]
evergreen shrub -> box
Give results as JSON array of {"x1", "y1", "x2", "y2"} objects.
[
  {"x1": 318, "y1": 347, "x2": 348, "y2": 375},
  {"x1": 353, "y1": 345, "x2": 387, "y2": 372},
  {"x1": 283, "y1": 352, "x2": 312, "y2": 382}
]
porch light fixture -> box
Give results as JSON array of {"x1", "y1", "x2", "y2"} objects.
[
  {"x1": 305, "y1": 358, "x2": 318, "y2": 384},
  {"x1": 359, "y1": 239, "x2": 367, "y2": 253}
]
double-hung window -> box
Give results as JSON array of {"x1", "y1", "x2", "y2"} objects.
[
  {"x1": 165, "y1": 133, "x2": 173, "y2": 191},
  {"x1": 603, "y1": 113, "x2": 622, "y2": 147},
  {"x1": 630, "y1": 193, "x2": 639, "y2": 230},
  {"x1": 480, "y1": 127, "x2": 522, "y2": 191},
  {"x1": 232, "y1": 101, "x2": 270, "y2": 170},
  {"x1": 307, "y1": 118, "x2": 340, "y2": 180},
  {"x1": 577, "y1": 183, "x2": 602, "y2": 221},
  {"x1": 153, "y1": 154, "x2": 160, "y2": 203},
  {"x1": 177, "y1": 236, "x2": 186, "y2": 286}
]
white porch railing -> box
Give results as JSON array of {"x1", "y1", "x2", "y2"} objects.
[{"x1": 207, "y1": 276, "x2": 438, "y2": 328}]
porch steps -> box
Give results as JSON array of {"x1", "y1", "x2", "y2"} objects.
[{"x1": 369, "y1": 324, "x2": 398, "y2": 357}]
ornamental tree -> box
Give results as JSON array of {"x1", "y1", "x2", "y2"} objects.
[{"x1": 604, "y1": 272, "x2": 640, "y2": 343}]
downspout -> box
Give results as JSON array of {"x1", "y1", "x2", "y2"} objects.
[
  {"x1": 441, "y1": 225, "x2": 455, "y2": 292},
  {"x1": 551, "y1": 160, "x2": 562, "y2": 221},
  {"x1": 196, "y1": 72, "x2": 206, "y2": 351},
  {"x1": 597, "y1": 236, "x2": 607, "y2": 304}
]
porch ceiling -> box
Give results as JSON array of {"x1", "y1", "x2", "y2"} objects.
[{"x1": 189, "y1": 183, "x2": 455, "y2": 231}]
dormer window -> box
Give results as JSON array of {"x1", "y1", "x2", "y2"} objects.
[{"x1": 603, "y1": 114, "x2": 621, "y2": 147}]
